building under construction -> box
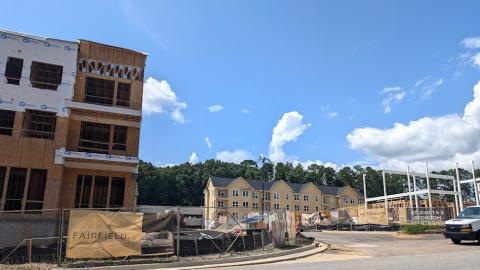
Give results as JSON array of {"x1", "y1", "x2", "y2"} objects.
[{"x1": 0, "y1": 29, "x2": 147, "y2": 212}]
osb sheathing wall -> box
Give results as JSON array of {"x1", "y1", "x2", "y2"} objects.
[
  {"x1": 72, "y1": 40, "x2": 146, "y2": 111},
  {"x1": 59, "y1": 168, "x2": 136, "y2": 209},
  {"x1": 0, "y1": 112, "x2": 69, "y2": 210}
]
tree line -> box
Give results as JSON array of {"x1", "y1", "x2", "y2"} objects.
[{"x1": 137, "y1": 159, "x2": 477, "y2": 206}]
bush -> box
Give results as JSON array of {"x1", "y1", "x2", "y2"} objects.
[{"x1": 401, "y1": 224, "x2": 444, "y2": 234}]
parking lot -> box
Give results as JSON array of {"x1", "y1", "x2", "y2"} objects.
[{"x1": 218, "y1": 231, "x2": 480, "y2": 270}]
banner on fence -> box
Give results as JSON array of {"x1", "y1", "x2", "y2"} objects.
[
  {"x1": 358, "y1": 208, "x2": 388, "y2": 225},
  {"x1": 406, "y1": 207, "x2": 451, "y2": 225},
  {"x1": 66, "y1": 210, "x2": 143, "y2": 259}
]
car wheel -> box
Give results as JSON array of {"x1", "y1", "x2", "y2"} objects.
[{"x1": 451, "y1": 239, "x2": 461, "y2": 244}]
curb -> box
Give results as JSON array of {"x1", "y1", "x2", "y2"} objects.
[{"x1": 89, "y1": 242, "x2": 327, "y2": 270}]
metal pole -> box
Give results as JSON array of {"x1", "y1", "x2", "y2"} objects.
[
  {"x1": 425, "y1": 162, "x2": 432, "y2": 211},
  {"x1": 413, "y1": 175, "x2": 419, "y2": 208},
  {"x1": 406, "y1": 166, "x2": 413, "y2": 209},
  {"x1": 452, "y1": 167, "x2": 459, "y2": 216},
  {"x1": 58, "y1": 208, "x2": 64, "y2": 264},
  {"x1": 261, "y1": 180, "x2": 265, "y2": 222},
  {"x1": 362, "y1": 174, "x2": 367, "y2": 210},
  {"x1": 382, "y1": 171, "x2": 388, "y2": 219},
  {"x1": 27, "y1": 239, "x2": 32, "y2": 264},
  {"x1": 176, "y1": 206, "x2": 181, "y2": 259},
  {"x1": 456, "y1": 162, "x2": 464, "y2": 211},
  {"x1": 471, "y1": 161, "x2": 479, "y2": 206},
  {"x1": 406, "y1": 166, "x2": 414, "y2": 218}
]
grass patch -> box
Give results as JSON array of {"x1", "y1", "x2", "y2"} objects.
[{"x1": 401, "y1": 224, "x2": 444, "y2": 234}]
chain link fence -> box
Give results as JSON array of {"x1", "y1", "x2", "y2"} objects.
[{"x1": 0, "y1": 206, "x2": 302, "y2": 266}]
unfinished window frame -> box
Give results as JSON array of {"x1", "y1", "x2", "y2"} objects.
[
  {"x1": 25, "y1": 169, "x2": 47, "y2": 210},
  {"x1": 22, "y1": 110, "x2": 56, "y2": 140},
  {"x1": 112, "y1": 125, "x2": 127, "y2": 151},
  {"x1": 116, "y1": 82, "x2": 131, "y2": 107},
  {"x1": 79, "y1": 122, "x2": 111, "y2": 154},
  {"x1": 84, "y1": 77, "x2": 115, "y2": 106},
  {"x1": 30, "y1": 61, "x2": 63, "y2": 90},
  {"x1": 74, "y1": 175, "x2": 126, "y2": 209},
  {"x1": 109, "y1": 177, "x2": 125, "y2": 208},
  {"x1": 84, "y1": 76, "x2": 134, "y2": 108},
  {"x1": 78, "y1": 121, "x2": 129, "y2": 154},
  {"x1": 0, "y1": 109, "x2": 15, "y2": 136},
  {"x1": 4, "y1": 168, "x2": 28, "y2": 211},
  {"x1": 74, "y1": 175, "x2": 93, "y2": 208},
  {"x1": 4, "y1": 57, "x2": 23, "y2": 85}
]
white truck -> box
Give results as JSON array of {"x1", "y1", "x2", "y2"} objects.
[{"x1": 444, "y1": 206, "x2": 480, "y2": 244}]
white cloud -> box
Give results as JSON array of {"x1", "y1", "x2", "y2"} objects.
[
  {"x1": 414, "y1": 77, "x2": 430, "y2": 88},
  {"x1": 205, "y1": 137, "x2": 212, "y2": 150},
  {"x1": 189, "y1": 152, "x2": 199, "y2": 164},
  {"x1": 143, "y1": 77, "x2": 187, "y2": 123},
  {"x1": 215, "y1": 150, "x2": 253, "y2": 163},
  {"x1": 327, "y1": 112, "x2": 339, "y2": 119},
  {"x1": 381, "y1": 86, "x2": 406, "y2": 113},
  {"x1": 347, "y1": 80, "x2": 480, "y2": 170},
  {"x1": 294, "y1": 160, "x2": 339, "y2": 171},
  {"x1": 461, "y1": 37, "x2": 480, "y2": 49},
  {"x1": 422, "y1": 78, "x2": 443, "y2": 98},
  {"x1": 473, "y1": 52, "x2": 480, "y2": 68},
  {"x1": 208, "y1": 105, "x2": 225, "y2": 112},
  {"x1": 269, "y1": 111, "x2": 310, "y2": 162},
  {"x1": 241, "y1": 109, "x2": 250, "y2": 114}
]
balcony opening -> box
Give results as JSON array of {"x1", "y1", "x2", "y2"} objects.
[
  {"x1": 74, "y1": 175, "x2": 92, "y2": 208},
  {"x1": 22, "y1": 110, "x2": 56, "y2": 140},
  {"x1": 113, "y1": 125, "x2": 127, "y2": 151},
  {"x1": 4, "y1": 168, "x2": 27, "y2": 211},
  {"x1": 25, "y1": 169, "x2": 47, "y2": 210},
  {"x1": 75, "y1": 175, "x2": 125, "y2": 209},
  {"x1": 116, "y1": 82, "x2": 130, "y2": 107},
  {"x1": 85, "y1": 77, "x2": 114, "y2": 106},
  {"x1": 79, "y1": 122, "x2": 110, "y2": 154},
  {"x1": 30, "y1": 61, "x2": 63, "y2": 90},
  {"x1": 92, "y1": 176, "x2": 109, "y2": 208},
  {"x1": 109, "y1": 177, "x2": 125, "y2": 208},
  {"x1": 4, "y1": 57, "x2": 23, "y2": 85},
  {"x1": 0, "y1": 109, "x2": 15, "y2": 135}
]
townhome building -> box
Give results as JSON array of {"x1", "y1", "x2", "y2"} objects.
[
  {"x1": 204, "y1": 176, "x2": 363, "y2": 223},
  {"x1": 0, "y1": 29, "x2": 146, "y2": 212}
]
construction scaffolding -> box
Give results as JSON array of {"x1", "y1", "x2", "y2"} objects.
[{"x1": 363, "y1": 161, "x2": 480, "y2": 217}]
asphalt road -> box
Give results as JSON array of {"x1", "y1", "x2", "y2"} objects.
[{"x1": 215, "y1": 231, "x2": 480, "y2": 270}]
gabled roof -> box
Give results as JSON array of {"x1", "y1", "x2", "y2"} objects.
[
  {"x1": 210, "y1": 176, "x2": 237, "y2": 188},
  {"x1": 210, "y1": 176, "x2": 275, "y2": 190},
  {"x1": 317, "y1": 185, "x2": 363, "y2": 197},
  {"x1": 286, "y1": 182, "x2": 304, "y2": 193},
  {"x1": 317, "y1": 185, "x2": 342, "y2": 196},
  {"x1": 209, "y1": 176, "x2": 361, "y2": 196},
  {"x1": 245, "y1": 179, "x2": 275, "y2": 190}
]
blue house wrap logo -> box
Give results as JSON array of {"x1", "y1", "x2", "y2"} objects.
[
  {"x1": 41, "y1": 104, "x2": 48, "y2": 110},
  {"x1": 19, "y1": 101, "x2": 25, "y2": 107}
]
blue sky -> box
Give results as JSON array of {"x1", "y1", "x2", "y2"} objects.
[{"x1": 3, "y1": 1, "x2": 480, "y2": 169}]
